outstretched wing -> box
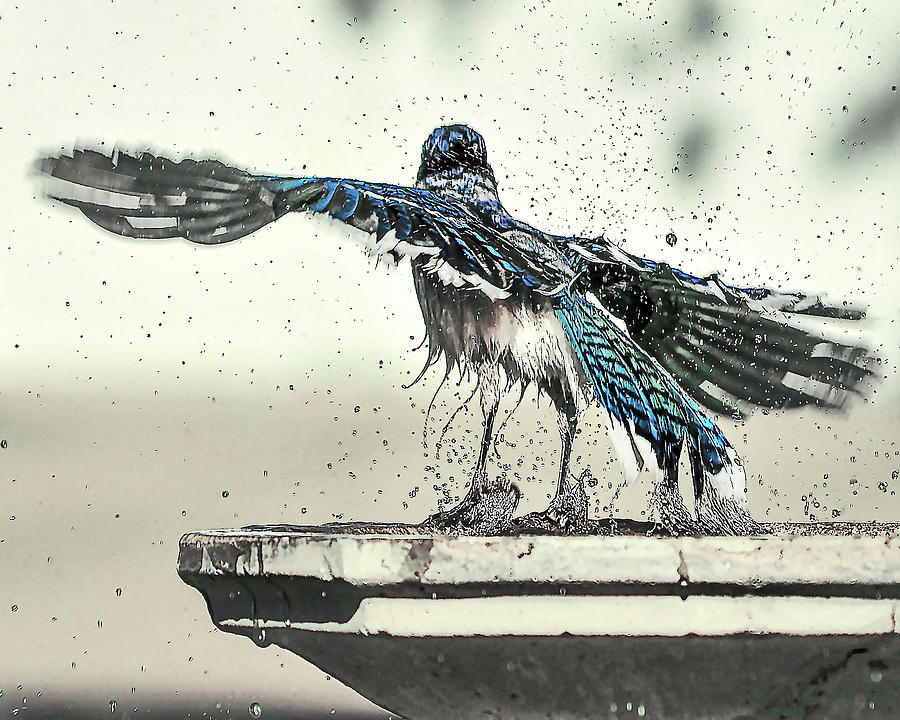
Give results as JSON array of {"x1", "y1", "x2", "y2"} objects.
[
  {"x1": 36, "y1": 149, "x2": 567, "y2": 299},
  {"x1": 563, "y1": 236, "x2": 874, "y2": 416}
]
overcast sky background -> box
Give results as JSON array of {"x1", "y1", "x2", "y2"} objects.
[{"x1": 2, "y1": 1, "x2": 899, "y2": 717}]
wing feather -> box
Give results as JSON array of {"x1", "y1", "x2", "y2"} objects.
[
  {"x1": 564, "y1": 236, "x2": 875, "y2": 415},
  {"x1": 36, "y1": 149, "x2": 569, "y2": 299}
]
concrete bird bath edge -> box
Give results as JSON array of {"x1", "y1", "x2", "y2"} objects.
[{"x1": 177, "y1": 523, "x2": 900, "y2": 720}]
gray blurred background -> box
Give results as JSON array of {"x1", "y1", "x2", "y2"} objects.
[{"x1": 2, "y1": 0, "x2": 899, "y2": 717}]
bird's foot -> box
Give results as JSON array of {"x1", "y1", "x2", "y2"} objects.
[
  {"x1": 544, "y1": 473, "x2": 590, "y2": 532},
  {"x1": 421, "y1": 475, "x2": 520, "y2": 535},
  {"x1": 514, "y1": 471, "x2": 589, "y2": 534}
]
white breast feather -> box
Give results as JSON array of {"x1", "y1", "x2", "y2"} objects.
[{"x1": 472, "y1": 303, "x2": 589, "y2": 413}]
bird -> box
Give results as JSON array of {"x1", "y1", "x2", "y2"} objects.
[{"x1": 35, "y1": 124, "x2": 874, "y2": 535}]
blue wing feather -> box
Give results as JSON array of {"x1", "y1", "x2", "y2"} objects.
[
  {"x1": 555, "y1": 292, "x2": 737, "y2": 505},
  {"x1": 36, "y1": 149, "x2": 569, "y2": 297},
  {"x1": 257, "y1": 175, "x2": 570, "y2": 296}
]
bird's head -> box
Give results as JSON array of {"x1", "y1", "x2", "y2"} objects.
[{"x1": 417, "y1": 124, "x2": 496, "y2": 189}]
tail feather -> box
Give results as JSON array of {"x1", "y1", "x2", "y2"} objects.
[{"x1": 555, "y1": 294, "x2": 759, "y2": 534}]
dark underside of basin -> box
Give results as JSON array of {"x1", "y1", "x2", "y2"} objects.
[{"x1": 238, "y1": 629, "x2": 900, "y2": 720}]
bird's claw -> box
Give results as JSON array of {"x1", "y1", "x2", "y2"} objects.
[
  {"x1": 513, "y1": 472, "x2": 590, "y2": 534},
  {"x1": 543, "y1": 476, "x2": 590, "y2": 532},
  {"x1": 422, "y1": 476, "x2": 520, "y2": 535}
]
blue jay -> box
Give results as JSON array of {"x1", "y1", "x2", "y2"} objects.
[{"x1": 36, "y1": 125, "x2": 872, "y2": 535}]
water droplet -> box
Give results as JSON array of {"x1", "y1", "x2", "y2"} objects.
[
  {"x1": 0, "y1": 440, "x2": 7, "y2": 449},
  {"x1": 10, "y1": 605, "x2": 17, "y2": 612},
  {"x1": 665, "y1": 232, "x2": 677, "y2": 246},
  {"x1": 109, "y1": 700, "x2": 117, "y2": 713},
  {"x1": 115, "y1": 588, "x2": 122, "y2": 598},
  {"x1": 222, "y1": 490, "x2": 230, "y2": 498},
  {"x1": 871, "y1": 669, "x2": 883, "y2": 683},
  {"x1": 249, "y1": 701, "x2": 262, "y2": 718}
]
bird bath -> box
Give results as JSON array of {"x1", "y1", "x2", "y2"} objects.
[{"x1": 177, "y1": 523, "x2": 900, "y2": 720}]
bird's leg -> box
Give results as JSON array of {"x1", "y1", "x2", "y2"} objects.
[
  {"x1": 423, "y1": 378, "x2": 519, "y2": 534},
  {"x1": 452, "y1": 401, "x2": 499, "y2": 512},
  {"x1": 539, "y1": 406, "x2": 588, "y2": 531}
]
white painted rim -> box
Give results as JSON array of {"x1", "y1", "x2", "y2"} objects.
[
  {"x1": 218, "y1": 595, "x2": 899, "y2": 637},
  {"x1": 189, "y1": 532, "x2": 900, "y2": 586}
]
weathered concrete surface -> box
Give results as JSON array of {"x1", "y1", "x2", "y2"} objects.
[
  {"x1": 178, "y1": 527, "x2": 900, "y2": 719},
  {"x1": 258, "y1": 631, "x2": 899, "y2": 720}
]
